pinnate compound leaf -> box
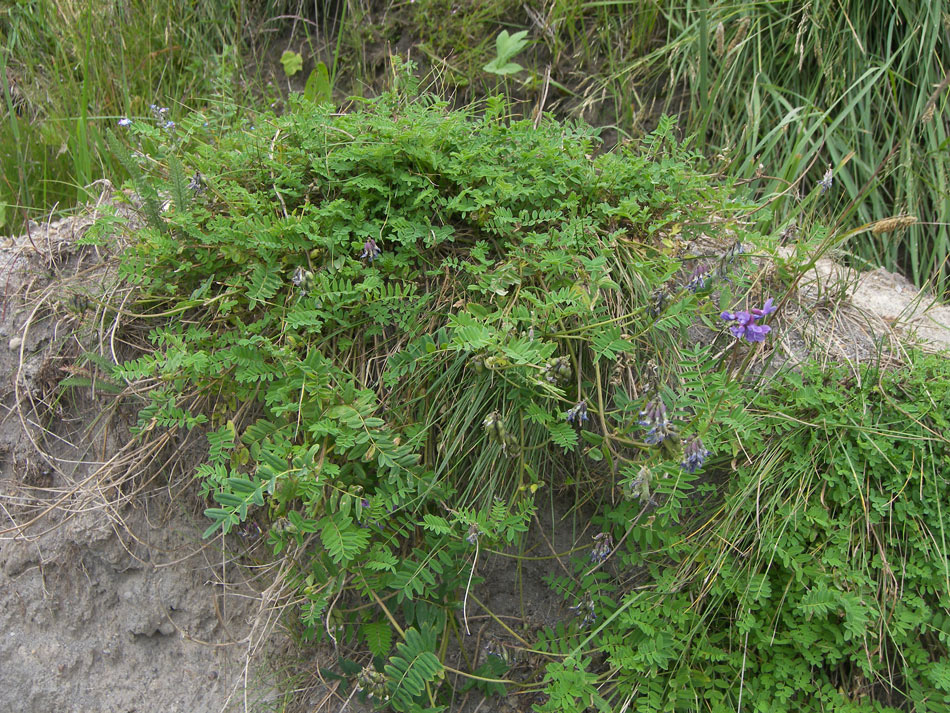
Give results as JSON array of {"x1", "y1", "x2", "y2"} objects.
[
  {"x1": 319, "y1": 511, "x2": 370, "y2": 564},
  {"x1": 385, "y1": 626, "x2": 444, "y2": 708},
  {"x1": 363, "y1": 621, "x2": 393, "y2": 658}
]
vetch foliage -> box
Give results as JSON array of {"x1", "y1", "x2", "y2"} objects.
[
  {"x1": 106, "y1": 77, "x2": 774, "y2": 710},
  {"x1": 539, "y1": 354, "x2": 950, "y2": 712}
]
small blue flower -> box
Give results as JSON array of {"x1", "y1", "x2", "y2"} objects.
[
  {"x1": 466, "y1": 524, "x2": 481, "y2": 545},
  {"x1": 566, "y1": 400, "x2": 588, "y2": 425},
  {"x1": 361, "y1": 238, "x2": 381, "y2": 262},
  {"x1": 569, "y1": 593, "x2": 597, "y2": 625},
  {"x1": 680, "y1": 437, "x2": 711, "y2": 474},
  {"x1": 686, "y1": 261, "x2": 712, "y2": 292},
  {"x1": 163, "y1": 120, "x2": 176, "y2": 130},
  {"x1": 590, "y1": 532, "x2": 613, "y2": 563},
  {"x1": 117, "y1": 117, "x2": 132, "y2": 127},
  {"x1": 639, "y1": 398, "x2": 672, "y2": 445},
  {"x1": 187, "y1": 171, "x2": 205, "y2": 193}
]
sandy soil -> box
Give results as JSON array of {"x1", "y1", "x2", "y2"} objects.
[{"x1": 0, "y1": 190, "x2": 284, "y2": 713}]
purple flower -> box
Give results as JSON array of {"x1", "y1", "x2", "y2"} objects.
[
  {"x1": 639, "y1": 398, "x2": 672, "y2": 445},
  {"x1": 681, "y1": 437, "x2": 711, "y2": 474},
  {"x1": 566, "y1": 400, "x2": 588, "y2": 425},
  {"x1": 361, "y1": 238, "x2": 381, "y2": 262},
  {"x1": 187, "y1": 171, "x2": 205, "y2": 193},
  {"x1": 721, "y1": 299, "x2": 776, "y2": 343},
  {"x1": 569, "y1": 593, "x2": 596, "y2": 625},
  {"x1": 686, "y1": 261, "x2": 712, "y2": 292},
  {"x1": 466, "y1": 524, "x2": 481, "y2": 545},
  {"x1": 163, "y1": 120, "x2": 176, "y2": 130},
  {"x1": 751, "y1": 297, "x2": 776, "y2": 318},
  {"x1": 590, "y1": 532, "x2": 613, "y2": 563},
  {"x1": 117, "y1": 117, "x2": 132, "y2": 127}
]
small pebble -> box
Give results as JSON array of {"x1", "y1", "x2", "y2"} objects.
[{"x1": 8, "y1": 336, "x2": 22, "y2": 350}]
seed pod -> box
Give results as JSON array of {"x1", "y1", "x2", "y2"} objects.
[
  {"x1": 484, "y1": 355, "x2": 508, "y2": 370},
  {"x1": 502, "y1": 431, "x2": 520, "y2": 456},
  {"x1": 493, "y1": 419, "x2": 507, "y2": 441},
  {"x1": 483, "y1": 411, "x2": 504, "y2": 442}
]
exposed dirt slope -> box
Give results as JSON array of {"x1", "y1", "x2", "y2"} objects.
[{"x1": 0, "y1": 188, "x2": 284, "y2": 713}]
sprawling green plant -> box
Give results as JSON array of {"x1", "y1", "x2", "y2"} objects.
[
  {"x1": 538, "y1": 354, "x2": 950, "y2": 712},
  {"x1": 93, "y1": 63, "x2": 781, "y2": 709}
]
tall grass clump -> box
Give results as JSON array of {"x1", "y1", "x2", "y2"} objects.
[
  {"x1": 606, "y1": 0, "x2": 949, "y2": 294},
  {"x1": 88, "y1": 60, "x2": 799, "y2": 709},
  {"x1": 0, "y1": 0, "x2": 321, "y2": 233}
]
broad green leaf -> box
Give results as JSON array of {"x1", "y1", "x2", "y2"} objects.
[
  {"x1": 280, "y1": 51, "x2": 304, "y2": 77},
  {"x1": 304, "y1": 61, "x2": 331, "y2": 103}
]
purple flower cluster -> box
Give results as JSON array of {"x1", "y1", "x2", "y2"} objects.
[
  {"x1": 680, "y1": 437, "x2": 711, "y2": 474},
  {"x1": 686, "y1": 261, "x2": 712, "y2": 292},
  {"x1": 720, "y1": 298, "x2": 776, "y2": 343},
  {"x1": 569, "y1": 593, "x2": 597, "y2": 625},
  {"x1": 361, "y1": 238, "x2": 381, "y2": 262},
  {"x1": 465, "y1": 523, "x2": 481, "y2": 545},
  {"x1": 590, "y1": 532, "x2": 613, "y2": 563},
  {"x1": 639, "y1": 398, "x2": 672, "y2": 445},
  {"x1": 566, "y1": 400, "x2": 588, "y2": 425}
]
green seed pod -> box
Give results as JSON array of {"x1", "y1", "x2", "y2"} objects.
[
  {"x1": 483, "y1": 411, "x2": 500, "y2": 438},
  {"x1": 493, "y1": 419, "x2": 507, "y2": 440},
  {"x1": 484, "y1": 355, "x2": 509, "y2": 370},
  {"x1": 502, "y1": 432, "x2": 520, "y2": 456}
]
